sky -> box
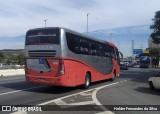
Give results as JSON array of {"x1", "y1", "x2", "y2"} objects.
[
  {"x1": 0, "y1": 0, "x2": 160, "y2": 56},
  {"x1": 0, "y1": 0, "x2": 160, "y2": 36}
]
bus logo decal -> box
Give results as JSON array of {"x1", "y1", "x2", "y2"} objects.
[{"x1": 39, "y1": 58, "x2": 45, "y2": 64}]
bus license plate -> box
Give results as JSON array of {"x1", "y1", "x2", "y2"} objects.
[{"x1": 39, "y1": 58, "x2": 45, "y2": 64}]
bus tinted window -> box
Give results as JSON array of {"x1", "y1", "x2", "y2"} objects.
[
  {"x1": 66, "y1": 33, "x2": 80, "y2": 53},
  {"x1": 26, "y1": 29, "x2": 60, "y2": 45},
  {"x1": 109, "y1": 46, "x2": 116, "y2": 58},
  {"x1": 90, "y1": 42, "x2": 98, "y2": 56},
  {"x1": 99, "y1": 44, "x2": 110, "y2": 57},
  {"x1": 79, "y1": 39, "x2": 89, "y2": 55}
]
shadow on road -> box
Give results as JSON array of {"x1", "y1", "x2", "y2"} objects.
[
  {"x1": 0, "y1": 78, "x2": 113, "y2": 94},
  {"x1": 135, "y1": 87, "x2": 160, "y2": 96},
  {"x1": 0, "y1": 81, "x2": 81, "y2": 94}
]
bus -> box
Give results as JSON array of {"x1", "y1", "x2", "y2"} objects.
[
  {"x1": 25, "y1": 27, "x2": 122, "y2": 89},
  {"x1": 139, "y1": 53, "x2": 150, "y2": 68}
]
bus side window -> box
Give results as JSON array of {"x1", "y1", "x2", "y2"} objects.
[
  {"x1": 79, "y1": 39, "x2": 89, "y2": 55},
  {"x1": 104, "y1": 45, "x2": 110, "y2": 57},
  {"x1": 66, "y1": 33, "x2": 80, "y2": 54},
  {"x1": 99, "y1": 44, "x2": 107, "y2": 57},
  {"x1": 109, "y1": 46, "x2": 116, "y2": 58},
  {"x1": 90, "y1": 42, "x2": 98, "y2": 56}
]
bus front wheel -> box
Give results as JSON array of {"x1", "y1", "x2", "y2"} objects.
[
  {"x1": 111, "y1": 73, "x2": 116, "y2": 81},
  {"x1": 83, "y1": 73, "x2": 91, "y2": 89},
  {"x1": 149, "y1": 81, "x2": 154, "y2": 90}
]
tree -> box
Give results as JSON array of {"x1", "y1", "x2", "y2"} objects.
[
  {"x1": 149, "y1": 48, "x2": 160, "y2": 67},
  {"x1": 150, "y1": 10, "x2": 160, "y2": 44},
  {"x1": 0, "y1": 52, "x2": 4, "y2": 63},
  {"x1": 16, "y1": 53, "x2": 25, "y2": 65}
]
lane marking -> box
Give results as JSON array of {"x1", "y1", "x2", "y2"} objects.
[
  {"x1": 54, "y1": 100, "x2": 95, "y2": 108},
  {"x1": 92, "y1": 80, "x2": 128, "y2": 114},
  {"x1": 11, "y1": 80, "x2": 128, "y2": 114},
  {"x1": 38, "y1": 87, "x2": 97, "y2": 105},
  {"x1": 95, "y1": 111, "x2": 114, "y2": 114},
  {"x1": 92, "y1": 82, "x2": 119, "y2": 114},
  {"x1": 0, "y1": 86, "x2": 45, "y2": 96},
  {"x1": 38, "y1": 81, "x2": 125, "y2": 106},
  {"x1": 54, "y1": 99, "x2": 67, "y2": 105}
]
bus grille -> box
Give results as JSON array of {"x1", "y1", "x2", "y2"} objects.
[{"x1": 28, "y1": 50, "x2": 56, "y2": 57}]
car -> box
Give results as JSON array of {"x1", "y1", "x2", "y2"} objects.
[
  {"x1": 120, "y1": 62, "x2": 128, "y2": 70},
  {"x1": 148, "y1": 72, "x2": 160, "y2": 90},
  {"x1": 128, "y1": 61, "x2": 134, "y2": 67}
]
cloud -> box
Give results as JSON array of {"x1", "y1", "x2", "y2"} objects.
[
  {"x1": 0, "y1": 0, "x2": 159, "y2": 56},
  {"x1": 0, "y1": 0, "x2": 160, "y2": 36}
]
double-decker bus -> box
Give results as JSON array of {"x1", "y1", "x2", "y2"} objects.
[{"x1": 25, "y1": 27, "x2": 122, "y2": 89}]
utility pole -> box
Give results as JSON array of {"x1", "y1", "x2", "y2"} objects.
[
  {"x1": 87, "y1": 13, "x2": 90, "y2": 34},
  {"x1": 44, "y1": 19, "x2": 48, "y2": 28},
  {"x1": 132, "y1": 40, "x2": 134, "y2": 57},
  {"x1": 141, "y1": 44, "x2": 143, "y2": 50}
]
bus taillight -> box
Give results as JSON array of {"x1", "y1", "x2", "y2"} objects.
[{"x1": 56, "y1": 60, "x2": 65, "y2": 76}]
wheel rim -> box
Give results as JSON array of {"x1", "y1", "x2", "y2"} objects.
[
  {"x1": 113, "y1": 74, "x2": 115, "y2": 79},
  {"x1": 86, "y1": 76, "x2": 90, "y2": 87}
]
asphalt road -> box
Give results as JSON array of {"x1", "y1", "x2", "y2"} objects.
[
  {"x1": 0, "y1": 68, "x2": 159, "y2": 114},
  {"x1": 97, "y1": 68, "x2": 160, "y2": 114}
]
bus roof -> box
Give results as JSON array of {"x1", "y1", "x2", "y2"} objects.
[
  {"x1": 27, "y1": 27, "x2": 109, "y2": 45},
  {"x1": 108, "y1": 42, "x2": 117, "y2": 48}
]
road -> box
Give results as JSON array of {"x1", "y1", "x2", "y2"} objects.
[{"x1": 0, "y1": 68, "x2": 159, "y2": 114}]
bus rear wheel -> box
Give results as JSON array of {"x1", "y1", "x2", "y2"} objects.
[{"x1": 83, "y1": 73, "x2": 91, "y2": 89}]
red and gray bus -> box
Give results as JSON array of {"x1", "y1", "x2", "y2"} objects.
[{"x1": 25, "y1": 27, "x2": 122, "y2": 89}]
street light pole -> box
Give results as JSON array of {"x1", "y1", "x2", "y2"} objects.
[
  {"x1": 44, "y1": 19, "x2": 48, "y2": 28},
  {"x1": 87, "y1": 13, "x2": 90, "y2": 34},
  {"x1": 132, "y1": 40, "x2": 134, "y2": 57}
]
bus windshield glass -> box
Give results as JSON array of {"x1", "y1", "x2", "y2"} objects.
[
  {"x1": 140, "y1": 56, "x2": 149, "y2": 60},
  {"x1": 26, "y1": 29, "x2": 60, "y2": 45}
]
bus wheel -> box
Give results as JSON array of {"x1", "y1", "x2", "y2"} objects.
[
  {"x1": 83, "y1": 73, "x2": 91, "y2": 89},
  {"x1": 111, "y1": 73, "x2": 116, "y2": 81}
]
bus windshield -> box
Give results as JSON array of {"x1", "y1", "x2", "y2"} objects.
[
  {"x1": 26, "y1": 29, "x2": 60, "y2": 45},
  {"x1": 140, "y1": 56, "x2": 149, "y2": 61}
]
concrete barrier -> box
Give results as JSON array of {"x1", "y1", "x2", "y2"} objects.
[{"x1": 0, "y1": 69, "x2": 25, "y2": 77}]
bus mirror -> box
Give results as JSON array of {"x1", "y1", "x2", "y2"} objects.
[{"x1": 119, "y1": 51, "x2": 123, "y2": 59}]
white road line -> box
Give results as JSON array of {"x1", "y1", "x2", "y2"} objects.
[
  {"x1": 92, "y1": 80, "x2": 128, "y2": 114},
  {"x1": 95, "y1": 111, "x2": 115, "y2": 114},
  {"x1": 56, "y1": 101, "x2": 95, "y2": 108},
  {"x1": 0, "y1": 86, "x2": 45, "y2": 96},
  {"x1": 67, "y1": 101, "x2": 95, "y2": 106},
  {"x1": 11, "y1": 80, "x2": 128, "y2": 114},
  {"x1": 38, "y1": 80, "x2": 127, "y2": 106},
  {"x1": 92, "y1": 82, "x2": 119, "y2": 114},
  {"x1": 80, "y1": 92, "x2": 92, "y2": 96},
  {"x1": 54, "y1": 99, "x2": 67, "y2": 105},
  {"x1": 38, "y1": 88, "x2": 96, "y2": 105}
]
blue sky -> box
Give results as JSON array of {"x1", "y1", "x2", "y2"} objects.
[
  {"x1": 0, "y1": 0, "x2": 160, "y2": 56},
  {"x1": 0, "y1": 0, "x2": 159, "y2": 36}
]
